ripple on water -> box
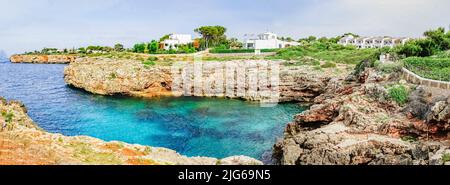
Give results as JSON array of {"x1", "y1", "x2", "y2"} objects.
[{"x1": 0, "y1": 63, "x2": 305, "y2": 159}]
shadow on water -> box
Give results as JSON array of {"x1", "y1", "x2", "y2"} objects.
[{"x1": 1, "y1": 63, "x2": 307, "y2": 160}]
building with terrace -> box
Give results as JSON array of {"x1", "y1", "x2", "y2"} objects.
[{"x1": 338, "y1": 35, "x2": 411, "y2": 49}]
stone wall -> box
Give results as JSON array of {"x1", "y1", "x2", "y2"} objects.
[{"x1": 401, "y1": 67, "x2": 450, "y2": 90}]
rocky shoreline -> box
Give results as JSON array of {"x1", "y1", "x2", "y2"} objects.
[
  {"x1": 63, "y1": 57, "x2": 450, "y2": 165},
  {"x1": 63, "y1": 57, "x2": 350, "y2": 102},
  {"x1": 10, "y1": 54, "x2": 77, "y2": 64},
  {"x1": 273, "y1": 61, "x2": 450, "y2": 165},
  {"x1": 3, "y1": 56, "x2": 449, "y2": 165},
  {"x1": 0, "y1": 97, "x2": 262, "y2": 165}
]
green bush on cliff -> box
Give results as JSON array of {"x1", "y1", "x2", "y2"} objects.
[
  {"x1": 142, "y1": 58, "x2": 156, "y2": 68},
  {"x1": 268, "y1": 41, "x2": 378, "y2": 64},
  {"x1": 320, "y1": 61, "x2": 336, "y2": 68},
  {"x1": 388, "y1": 85, "x2": 409, "y2": 106},
  {"x1": 1, "y1": 111, "x2": 14, "y2": 123},
  {"x1": 403, "y1": 56, "x2": 450, "y2": 81},
  {"x1": 374, "y1": 60, "x2": 404, "y2": 73},
  {"x1": 442, "y1": 153, "x2": 450, "y2": 163},
  {"x1": 401, "y1": 135, "x2": 417, "y2": 142},
  {"x1": 146, "y1": 56, "x2": 158, "y2": 62},
  {"x1": 108, "y1": 72, "x2": 117, "y2": 80}
]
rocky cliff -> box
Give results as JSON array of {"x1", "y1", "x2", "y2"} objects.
[
  {"x1": 61, "y1": 57, "x2": 450, "y2": 165},
  {"x1": 64, "y1": 58, "x2": 350, "y2": 102},
  {"x1": 0, "y1": 97, "x2": 262, "y2": 165},
  {"x1": 273, "y1": 62, "x2": 450, "y2": 165},
  {"x1": 10, "y1": 54, "x2": 77, "y2": 64}
]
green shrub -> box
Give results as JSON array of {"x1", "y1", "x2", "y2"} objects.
[
  {"x1": 1, "y1": 111, "x2": 14, "y2": 123},
  {"x1": 388, "y1": 85, "x2": 409, "y2": 106},
  {"x1": 147, "y1": 56, "x2": 158, "y2": 61},
  {"x1": 142, "y1": 59, "x2": 156, "y2": 68},
  {"x1": 442, "y1": 153, "x2": 450, "y2": 162},
  {"x1": 374, "y1": 61, "x2": 404, "y2": 73},
  {"x1": 108, "y1": 72, "x2": 117, "y2": 80},
  {"x1": 268, "y1": 42, "x2": 378, "y2": 64},
  {"x1": 209, "y1": 48, "x2": 279, "y2": 53},
  {"x1": 403, "y1": 57, "x2": 450, "y2": 81},
  {"x1": 401, "y1": 135, "x2": 417, "y2": 142},
  {"x1": 321, "y1": 61, "x2": 337, "y2": 68}
]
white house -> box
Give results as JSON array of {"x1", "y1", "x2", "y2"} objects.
[
  {"x1": 243, "y1": 32, "x2": 299, "y2": 49},
  {"x1": 161, "y1": 34, "x2": 193, "y2": 50},
  {"x1": 338, "y1": 35, "x2": 355, "y2": 46},
  {"x1": 339, "y1": 35, "x2": 411, "y2": 49}
]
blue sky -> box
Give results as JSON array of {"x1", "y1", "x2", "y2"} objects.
[{"x1": 1, "y1": 0, "x2": 449, "y2": 55}]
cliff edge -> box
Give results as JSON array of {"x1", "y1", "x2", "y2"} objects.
[
  {"x1": 0, "y1": 97, "x2": 262, "y2": 165},
  {"x1": 10, "y1": 54, "x2": 77, "y2": 64}
]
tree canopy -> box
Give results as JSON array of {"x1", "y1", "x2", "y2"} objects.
[
  {"x1": 159, "y1": 34, "x2": 171, "y2": 42},
  {"x1": 114, "y1": 43, "x2": 124, "y2": 52},
  {"x1": 194, "y1": 25, "x2": 227, "y2": 48},
  {"x1": 394, "y1": 27, "x2": 450, "y2": 57}
]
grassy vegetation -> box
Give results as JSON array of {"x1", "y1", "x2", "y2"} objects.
[
  {"x1": 388, "y1": 85, "x2": 409, "y2": 106},
  {"x1": 142, "y1": 60, "x2": 156, "y2": 68},
  {"x1": 69, "y1": 142, "x2": 121, "y2": 164},
  {"x1": 401, "y1": 135, "x2": 418, "y2": 142},
  {"x1": 202, "y1": 55, "x2": 265, "y2": 61},
  {"x1": 374, "y1": 60, "x2": 404, "y2": 73},
  {"x1": 442, "y1": 153, "x2": 450, "y2": 163},
  {"x1": 403, "y1": 56, "x2": 450, "y2": 81},
  {"x1": 209, "y1": 48, "x2": 279, "y2": 53},
  {"x1": 267, "y1": 42, "x2": 378, "y2": 64},
  {"x1": 1, "y1": 111, "x2": 14, "y2": 123},
  {"x1": 108, "y1": 72, "x2": 117, "y2": 80},
  {"x1": 321, "y1": 61, "x2": 337, "y2": 68}
]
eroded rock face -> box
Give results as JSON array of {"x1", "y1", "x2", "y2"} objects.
[
  {"x1": 426, "y1": 100, "x2": 450, "y2": 135},
  {"x1": 0, "y1": 98, "x2": 262, "y2": 165},
  {"x1": 64, "y1": 58, "x2": 173, "y2": 97},
  {"x1": 10, "y1": 54, "x2": 77, "y2": 64},
  {"x1": 64, "y1": 58, "x2": 349, "y2": 103},
  {"x1": 274, "y1": 66, "x2": 450, "y2": 165}
]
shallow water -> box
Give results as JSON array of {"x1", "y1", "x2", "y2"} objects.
[{"x1": 0, "y1": 62, "x2": 304, "y2": 160}]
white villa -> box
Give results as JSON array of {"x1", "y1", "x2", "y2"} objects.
[
  {"x1": 339, "y1": 35, "x2": 411, "y2": 49},
  {"x1": 161, "y1": 34, "x2": 193, "y2": 50},
  {"x1": 243, "y1": 32, "x2": 299, "y2": 49}
]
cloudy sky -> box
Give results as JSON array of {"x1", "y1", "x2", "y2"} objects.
[{"x1": 0, "y1": 0, "x2": 449, "y2": 55}]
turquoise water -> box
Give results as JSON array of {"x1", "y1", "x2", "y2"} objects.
[{"x1": 0, "y1": 62, "x2": 304, "y2": 160}]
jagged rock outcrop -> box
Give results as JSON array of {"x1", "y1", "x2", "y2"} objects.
[
  {"x1": 0, "y1": 97, "x2": 262, "y2": 165},
  {"x1": 426, "y1": 99, "x2": 450, "y2": 135},
  {"x1": 10, "y1": 54, "x2": 77, "y2": 64},
  {"x1": 274, "y1": 66, "x2": 450, "y2": 165},
  {"x1": 62, "y1": 56, "x2": 450, "y2": 165}
]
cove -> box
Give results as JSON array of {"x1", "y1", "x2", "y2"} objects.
[{"x1": 0, "y1": 62, "x2": 305, "y2": 160}]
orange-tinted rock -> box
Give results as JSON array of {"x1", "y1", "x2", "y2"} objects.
[{"x1": 10, "y1": 54, "x2": 77, "y2": 64}]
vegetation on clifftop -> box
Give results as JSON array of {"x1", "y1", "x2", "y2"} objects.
[
  {"x1": 387, "y1": 85, "x2": 409, "y2": 106},
  {"x1": 403, "y1": 56, "x2": 450, "y2": 81},
  {"x1": 268, "y1": 38, "x2": 378, "y2": 65}
]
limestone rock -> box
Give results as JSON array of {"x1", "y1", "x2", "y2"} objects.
[
  {"x1": 0, "y1": 98, "x2": 262, "y2": 165},
  {"x1": 10, "y1": 54, "x2": 77, "y2": 64},
  {"x1": 219, "y1": 155, "x2": 263, "y2": 165}
]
